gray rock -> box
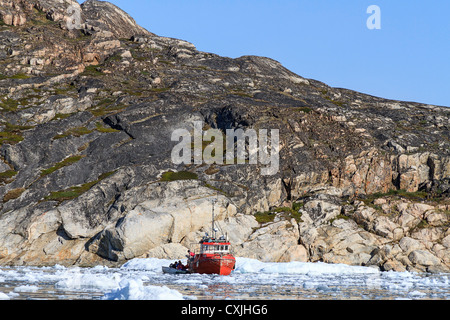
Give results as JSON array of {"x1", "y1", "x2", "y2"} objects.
[
  {"x1": 236, "y1": 220, "x2": 300, "y2": 262},
  {"x1": 399, "y1": 237, "x2": 425, "y2": 255},
  {"x1": 146, "y1": 243, "x2": 189, "y2": 260},
  {"x1": 81, "y1": 0, "x2": 152, "y2": 38},
  {"x1": 408, "y1": 250, "x2": 441, "y2": 267},
  {"x1": 301, "y1": 194, "x2": 342, "y2": 226},
  {"x1": 87, "y1": 180, "x2": 236, "y2": 262}
]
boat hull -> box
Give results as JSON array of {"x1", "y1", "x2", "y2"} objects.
[{"x1": 189, "y1": 254, "x2": 235, "y2": 275}]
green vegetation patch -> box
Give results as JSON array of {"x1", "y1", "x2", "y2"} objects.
[
  {"x1": 229, "y1": 90, "x2": 253, "y2": 98},
  {"x1": 362, "y1": 189, "x2": 429, "y2": 204},
  {"x1": 53, "y1": 86, "x2": 75, "y2": 95},
  {"x1": 54, "y1": 126, "x2": 94, "y2": 139},
  {"x1": 30, "y1": 8, "x2": 58, "y2": 26},
  {"x1": 0, "y1": 72, "x2": 31, "y2": 82},
  {"x1": 44, "y1": 171, "x2": 115, "y2": 203},
  {"x1": 0, "y1": 131, "x2": 24, "y2": 145},
  {"x1": 9, "y1": 73, "x2": 30, "y2": 80},
  {"x1": 53, "y1": 113, "x2": 73, "y2": 120},
  {"x1": 3, "y1": 188, "x2": 25, "y2": 203},
  {"x1": 95, "y1": 122, "x2": 120, "y2": 133},
  {"x1": 0, "y1": 98, "x2": 19, "y2": 112},
  {"x1": 255, "y1": 205, "x2": 303, "y2": 224},
  {"x1": 329, "y1": 214, "x2": 350, "y2": 224},
  {"x1": 0, "y1": 170, "x2": 17, "y2": 183},
  {"x1": 294, "y1": 107, "x2": 312, "y2": 114},
  {"x1": 320, "y1": 89, "x2": 346, "y2": 107},
  {"x1": 150, "y1": 87, "x2": 171, "y2": 93},
  {"x1": 89, "y1": 101, "x2": 125, "y2": 117},
  {"x1": 416, "y1": 219, "x2": 430, "y2": 229},
  {"x1": 327, "y1": 98, "x2": 345, "y2": 107},
  {"x1": 160, "y1": 171, "x2": 198, "y2": 182},
  {"x1": 292, "y1": 202, "x2": 304, "y2": 212},
  {"x1": 273, "y1": 206, "x2": 303, "y2": 222},
  {"x1": 254, "y1": 211, "x2": 276, "y2": 224},
  {"x1": 0, "y1": 123, "x2": 33, "y2": 146},
  {"x1": 40, "y1": 155, "x2": 85, "y2": 178},
  {"x1": 4, "y1": 123, "x2": 34, "y2": 131},
  {"x1": 203, "y1": 182, "x2": 230, "y2": 197},
  {"x1": 81, "y1": 65, "x2": 103, "y2": 77}
]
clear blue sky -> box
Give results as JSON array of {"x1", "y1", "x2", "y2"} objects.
[{"x1": 79, "y1": 1, "x2": 450, "y2": 107}]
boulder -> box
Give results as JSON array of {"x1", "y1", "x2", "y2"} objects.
[
  {"x1": 408, "y1": 250, "x2": 441, "y2": 267},
  {"x1": 410, "y1": 227, "x2": 445, "y2": 243},
  {"x1": 442, "y1": 234, "x2": 450, "y2": 248},
  {"x1": 301, "y1": 194, "x2": 341, "y2": 225},
  {"x1": 279, "y1": 245, "x2": 308, "y2": 262},
  {"x1": 372, "y1": 216, "x2": 401, "y2": 239},
  {"x1": 100, "y1": 208, "x2": 174, "y2": 260},
  {"x1": 236, "y1": 220, "x2": 300, "y2": 262},
  {"x1": 382, "y1": 259, "x2": 406, "y2": 272},
  {"x1": 219, "y1": 214, "x2": 259, "y2": 246},
  {"x1": 299, "y1": 218, "x2": 384, "y2": 266},
  {"x1": 399, "y1": 237, "x2": 425, "y2": 254},
  {"x1": 425, "y1": 211, "x2": 448, "y2": 227},
  {"x1": 146, "y1": 243, "x2": 189, "y2": 260},
  {"x1": 88, "y1": 180, "x2": 236, "y2": 262}
]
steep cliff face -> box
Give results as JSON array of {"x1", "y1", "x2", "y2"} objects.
[{"x1": 0, "y1": 1, "x2": 449, "y2": 271}]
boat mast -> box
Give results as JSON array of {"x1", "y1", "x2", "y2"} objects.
[{"x1": 211, "y1": 198, "x2": 217, "y2": 239}]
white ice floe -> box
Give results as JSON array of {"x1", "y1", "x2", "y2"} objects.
[
  {"x1": 0, "y1": 292, "x2": 10, "y2": 300},
  {"x1": 234, "y1": 257, "x2": 380, "y2": 275},
  {"x1": 102, "y1": 279, "x2": 185, "y2": 300},
  {"x1": 14, "y1": 285, "x2": 39, "y2": 293},
  {"x1": 55, "y1": 272, "x2": 122, "y2": 291}
]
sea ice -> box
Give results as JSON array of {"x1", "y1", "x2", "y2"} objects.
[
  {"x1": 102, "y1": 279, "x2": 186, "y2": 300},
  {"x1": 0, "y1": 292, "x2": 10, "y2": 300},
  {"x1": 1, "y1": 257, "x2": 449, "y2": 300},
  {"x1": 14, "y1": 285, "x2": 39, "y2": 293},
  {"x1": 55, "y1": 272, "x2": 121, "y2": 291},
  {"x1": 234, "y1": 257, "x2": 380, "y2": 275}
]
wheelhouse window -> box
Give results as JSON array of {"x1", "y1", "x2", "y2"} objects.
[{"x1": 200, "y1": 243, "x2": 230, "y2": 253}]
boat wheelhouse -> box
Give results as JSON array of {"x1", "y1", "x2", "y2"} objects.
[{"x1": 188, "y1": 234, "x2": 235, "y2": 275}]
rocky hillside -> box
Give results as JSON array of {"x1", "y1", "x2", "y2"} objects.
[{"x1": 0, "y1": 0, "x2": 449, "y2": 272}]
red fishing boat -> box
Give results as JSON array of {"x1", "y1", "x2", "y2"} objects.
[
  {"x1": 187, "y1": 236, "x2": 235, "y2": 275},
  {"x1": 187, "y1": 199, "x2": 236, "y2": 275}
]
